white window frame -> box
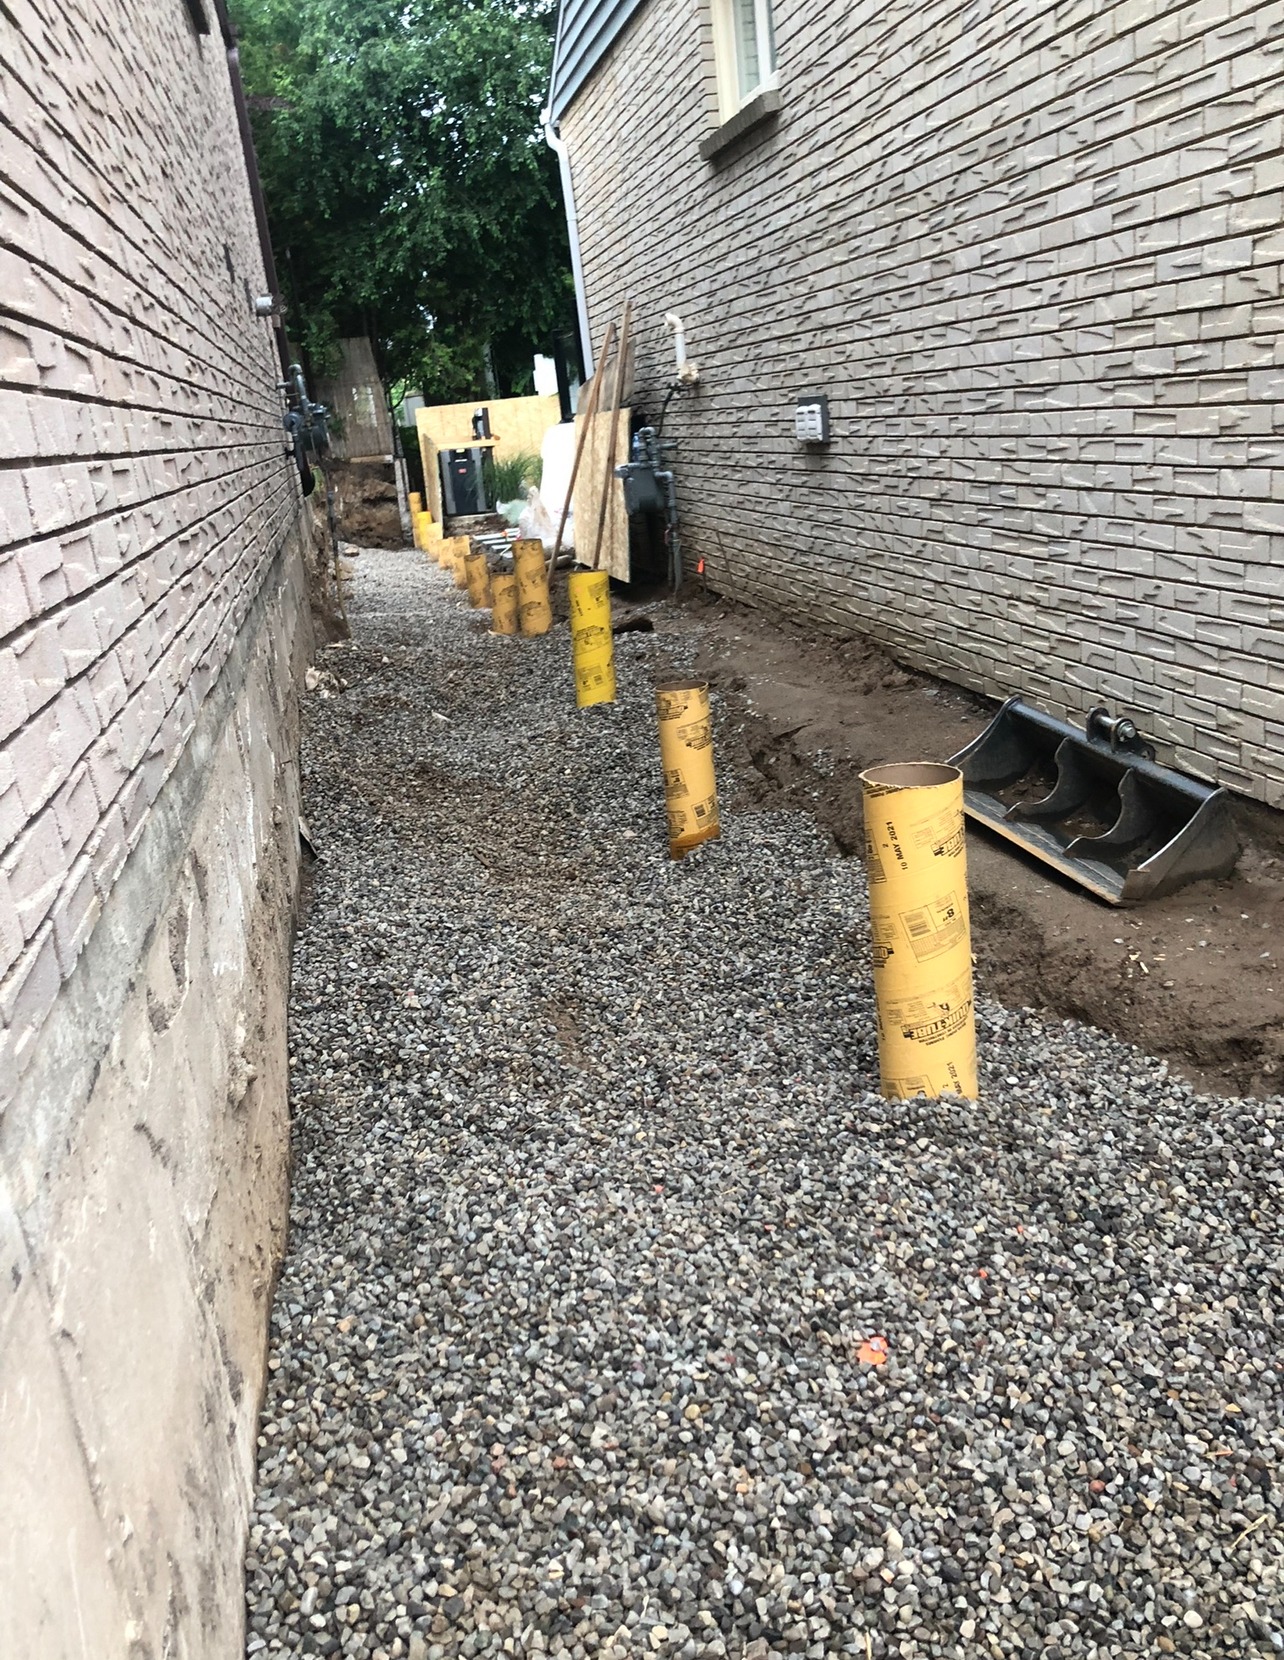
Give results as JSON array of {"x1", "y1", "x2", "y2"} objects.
[{"x1": 711, "y1": 0, "x2": 778, "y2": 124}]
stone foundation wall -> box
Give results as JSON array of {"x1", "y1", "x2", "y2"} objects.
[
  {"x1": 1, "y1": 1, "x2": 314, "y2": 1652},
  {"x1": 0, "y1": 532, "x2": 309, "y2": 1660}
]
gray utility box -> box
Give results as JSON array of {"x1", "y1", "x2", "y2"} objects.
[{"x1": 616, "y1": 460, "x2": 666, "y2": 516}]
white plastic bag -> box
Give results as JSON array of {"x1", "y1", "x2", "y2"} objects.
[
  {"x1": 517, "y1": 486, "x2": 558, "y2": 552},
  {"x1": 538, "y1": 422, "x2": 577, "y2": 551}
]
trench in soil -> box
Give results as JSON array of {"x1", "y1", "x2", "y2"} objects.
[{"x1": 641, "y1": 587, "x2": 1284, "y2": 1101}]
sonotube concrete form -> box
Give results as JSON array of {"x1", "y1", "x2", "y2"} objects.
[
  {"x1": 656, "y1": 681, "x2": 720, "y2": 857},
  {"x1": 464, "y1": 549, "x2": 492, "y2": 608},
  {"x1": 514, "y1": 538, "x2": 552, "y2": 635},
  {"x1": 859, "y1": 763, "x2": 977, "y2": 1101},
  {"x1": 568, "y1": 569, "x2": 616, "y2": 706},
  {"x1": 490, "y1": 572, "x2": 519, "y2": 634}
]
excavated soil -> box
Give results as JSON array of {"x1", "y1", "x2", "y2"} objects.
[
  {"x1": 656, "y1": 590, "x2": 1284, "y2": 1100},
  {"x1": 327, "y1": 459, "x2": 403, "y2": 547}
]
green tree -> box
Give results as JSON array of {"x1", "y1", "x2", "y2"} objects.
[{"x1": 232, "y1": 0, "x2": 575, "y2": 401}]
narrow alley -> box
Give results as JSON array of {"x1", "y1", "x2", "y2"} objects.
[{"x1": 243, "y1": 551, "x2": 1282, "y2": 1660}]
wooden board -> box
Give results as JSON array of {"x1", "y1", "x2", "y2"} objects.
[
  {"x1": 415, "y1": 395, "x2": 561, "y2": 524},
  {"x1": 570, "y1": 407, "x2": 631, "y2": 581}
]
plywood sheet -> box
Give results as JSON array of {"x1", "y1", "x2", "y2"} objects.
[
  {"x1": 571, "y1": 408, "x2": 631, "y2": 581},
  {"x1": 415, "y1": 394, "x2": 561, "y2": 524}
]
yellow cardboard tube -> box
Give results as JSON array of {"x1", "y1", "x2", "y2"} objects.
[
  {"x1": 408, "y1": 490, "x2": 423, "y2": 516},
  {"x1": 411, "y1": 509, "x2": 426, "y2": 550},
  {"x1": 490, "y1": 571, "x2": 519, "y2": 635},
  {"x1": 464, "y1": 549, "x2": 491, "y2": 608},
  {"x1": 514, "y1": 538, "x2": 551, "y2": 635},
  {"x1": 438, "y1": 533, "x2": 463, "y2": 572},
  {"x1": 656, "y1": 681, "x2": 719, "y2": 858},
  {"x1": 568, "y1": 569, "x2": 615, "y2": 707},
  {"x1": 859, "y1": 762, "x2": 977, "y2": 1102},
  {"x1": 450, "y1": 537, "x2": 470, "y2": 590},
  {"x1": 414, "y1": 510, "x2": 436, "y2": 551}
]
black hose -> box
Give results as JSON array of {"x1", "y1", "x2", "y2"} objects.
[{"x1": 655, "y1": 381, "x2": 683, "y2": 438}]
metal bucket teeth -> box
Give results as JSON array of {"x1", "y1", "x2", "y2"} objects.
[{"x1": 949, "y1": 697, "x2": 1240, "y2": 904}]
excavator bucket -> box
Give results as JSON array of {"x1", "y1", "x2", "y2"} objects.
[{"x1": 948, "y1": 698, "x2": 1240, "y2": 904}]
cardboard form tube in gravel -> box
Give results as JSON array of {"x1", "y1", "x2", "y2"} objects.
[
  {"x1": 514, "y1": 537, "x2": 551, "y2": 635},
  {"x1": 860, "y1": 761, "x2": 978, "y2": 1100},
  {"x1": 569, "y1": 569, "x2": 615, "y2": 706},
  {"x1": 489, "y1": 570, "x2": 518, "y2": 635},
  {"x1": 464, "y1": 549, "x2": 491, "y2": 609},
  {"x1": 656, "y1": 679, "x2": 719, "y2": 857}
]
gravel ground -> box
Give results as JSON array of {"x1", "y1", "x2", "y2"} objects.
[{"x1": 244, "y1": 548, "x2": 1283, "y2": 1660}]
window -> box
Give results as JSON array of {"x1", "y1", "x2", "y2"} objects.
[{"x1": 712, "y1": 0, "x2": 777, "y2": 120}]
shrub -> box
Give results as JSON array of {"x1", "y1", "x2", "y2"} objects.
[{"x1": 487, "y1": 450, "x2": 542, "y2": 502}]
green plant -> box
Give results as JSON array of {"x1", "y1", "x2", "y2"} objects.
[{"x1": 487, "y1": 450, "x2": 541, "y2": 502}]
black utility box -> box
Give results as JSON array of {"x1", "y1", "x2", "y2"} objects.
[{"x1": 440, "y1": 448, "x2": 488, "y2": 516}]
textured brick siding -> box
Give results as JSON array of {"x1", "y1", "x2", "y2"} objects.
[
  {"x1": 562, "y1": 0, "x2": 1284, "y2": 805},
  {"x1": 1, "y1": 0, "x2": 299, "y2": 1087}
]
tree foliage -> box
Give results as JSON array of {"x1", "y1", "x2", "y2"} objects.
[{"x1": 231, "y1": 0, "x2": 574, "y2": 400}]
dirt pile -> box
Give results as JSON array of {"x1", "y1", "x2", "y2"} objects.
[{"x1": 326, "y1": 459, "x2": 403, "y2": 547}]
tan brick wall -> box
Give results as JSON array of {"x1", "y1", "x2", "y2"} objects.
[
  {"x1": 561, "y1": 0, "x2": 1284, "y2": 806},
  {"x1": 1, "y1": 0, "x2": 301, "y2": 1091}
]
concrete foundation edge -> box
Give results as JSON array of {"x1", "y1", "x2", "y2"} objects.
[{"x1": 0, "y1": 520, "x2": 313, "y2": 1660}]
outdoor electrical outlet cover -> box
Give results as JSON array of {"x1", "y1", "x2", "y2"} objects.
[{"x1": 794, "y1": 395, "x2": 830, "y2": 444}]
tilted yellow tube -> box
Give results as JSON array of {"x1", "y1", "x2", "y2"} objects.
[
  {"x1": 490, "y1": 571, "x2": 519, "y2": 635},
  {"x1": 415, "y1": 510, "x2": 441, "y2": 552},
  {"x1": 450, "y1": 537, "x2": 470, "y2": 589},
  {"x1": 513, "y1": 538, "x2": 551, "y2": 635},
  {"x1": 655, "y1": 681, "x2": 720, "y2": 858},
  {"x1": 464, "y1": 549, "x2": 491, "y2": 608},
  {"x1": 568, "y1": 569, "x2": 615, "y2": 707},
  {"x1": 859, "y1": 762, "x2": 977, "y2": 1101}
]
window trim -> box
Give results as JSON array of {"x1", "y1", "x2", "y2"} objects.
[{"x1": 710, "y1": 0, "x2": 778, "y2": 124}]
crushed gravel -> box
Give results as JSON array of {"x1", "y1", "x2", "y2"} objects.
[{"x1": 244, "y1": 547, "x2": 1284, "y2": 1660}]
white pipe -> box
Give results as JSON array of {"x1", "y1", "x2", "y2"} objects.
[
  {"x1": 543, "y1": 113, "x2": 595, "y2": 381},
  {"x1": 664, "y1": 312, "x2": 687, "y2": 373},
  {"x1": 664, "y1": 312, "x2": 699, "y2": 383}
]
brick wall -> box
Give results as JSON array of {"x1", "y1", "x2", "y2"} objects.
[
  {"x1": 561, "y1": 0, "x2": 1284, "y2": 807},
  {"x1": 1, "y1": 0, "x2": 300, "y2": 1092}
]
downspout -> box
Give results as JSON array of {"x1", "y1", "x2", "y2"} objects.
[{"x1": 543, "y1": 112, "x2": 595, "y2": 382}]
